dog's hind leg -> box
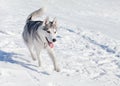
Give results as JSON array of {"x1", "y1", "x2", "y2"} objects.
[
  {"x1": 34, "y1": 44, "x2": 41, "y2": 67},
  {"x1": 47, "y1": 47, "x2": 60, "y2": 72},
  {"x1": 36, "y1": 51, "x2": 41, "y2": 67},
  {"x1": 27, "y1": 43, "x2": 36, "y2": 61},
  {"x1": 37, "y1": 53, "x2": 41, "y2": 67}
]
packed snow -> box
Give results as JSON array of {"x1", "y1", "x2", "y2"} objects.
[{"x1": 0, "y1": 0, "x2": 120, "y2": 86}]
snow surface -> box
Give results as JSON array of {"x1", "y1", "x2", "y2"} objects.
[{"x1": 0, "y1": 0, "x2": 120, "y2": 86}]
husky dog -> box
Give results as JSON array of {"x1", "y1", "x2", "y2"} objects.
[{"x1": 22, "y1": 8, "x2": 60, "y2": 72}]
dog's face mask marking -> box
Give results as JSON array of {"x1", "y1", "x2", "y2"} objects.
[{"x1": 43, "y1": 17, "x2": 58, "y2": 48}]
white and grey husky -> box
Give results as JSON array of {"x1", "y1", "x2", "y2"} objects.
[{"x1": 22, "y1": 8, "x2": 60, "y2": 72}]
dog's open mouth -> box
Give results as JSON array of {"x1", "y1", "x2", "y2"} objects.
[{"x1": 45, "y1": 37, "x2": 54, "y2": 48}]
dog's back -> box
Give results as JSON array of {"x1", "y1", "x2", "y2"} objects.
[
  {"x1": 27, "y1": 21, "x2": 43, "y2": 34},
  {"x1": 23, "y1": 8, "x2": 45, "y2": 43}
]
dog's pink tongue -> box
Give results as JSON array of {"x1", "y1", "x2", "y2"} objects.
[{"x1": 49, "y1": 42, "x2": 54, "y2": 48}]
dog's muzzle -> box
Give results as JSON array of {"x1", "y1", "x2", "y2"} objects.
[
  {"x1": 52, "y1": 39, "x2": 56, "y2": 42},
  {"x1": 45, "y1": 37, "x2": 55, "y2": 48}
]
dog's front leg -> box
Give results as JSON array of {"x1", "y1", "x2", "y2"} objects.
[{"x1": 47, "y1": 47, "x2": 60, "y2": 72}]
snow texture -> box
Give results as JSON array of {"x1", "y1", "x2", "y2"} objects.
[{"x1": 0, "y1": 0, "x2": 120, "y2": 86}]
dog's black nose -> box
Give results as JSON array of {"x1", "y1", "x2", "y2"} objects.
[{"x1": 52, "y1": 39, "x2": 56, "y2": 42}]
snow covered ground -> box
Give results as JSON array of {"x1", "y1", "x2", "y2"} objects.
[{"x1": 0, "y1": 0, "x2": 120, "y2": 86}]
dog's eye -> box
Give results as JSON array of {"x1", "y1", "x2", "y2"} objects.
[{"x1": 47, "y1": 31, "x2": 50, "y2": 33}]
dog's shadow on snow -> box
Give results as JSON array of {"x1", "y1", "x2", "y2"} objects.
[{"x1": 0, "y1": 50, "x2": 50, "y2": 75}]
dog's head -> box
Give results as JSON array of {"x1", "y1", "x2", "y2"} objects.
[{"x1": 42, "y1": 17, "x2": 58, "y2": 48}]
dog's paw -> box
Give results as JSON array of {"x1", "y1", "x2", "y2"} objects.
[
  {"x1": 38, "y1": 63, "x2": 41, "y2": 67},
  {"x1": 55, "y1": 67, "x2": 60, "y2": 72},
  {"x1": 32, "y1": 58, "x2": 36, "y2": 61}
]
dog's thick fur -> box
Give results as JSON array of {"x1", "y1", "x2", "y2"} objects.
[{"x1": 22, "y1": 8, "x2": 60, "y2": 72}]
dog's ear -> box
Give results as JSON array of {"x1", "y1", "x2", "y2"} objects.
[
  {"x1": 43, "y1": 17, "x2": 49, "y2": 25},
  {"x1": 52, "y1": 17, "x2": 57, "y2": 26}
]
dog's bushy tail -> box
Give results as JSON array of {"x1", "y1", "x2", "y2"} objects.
[{"x1": 26, "y1": 7, "x2": 46, "y2": 23}]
